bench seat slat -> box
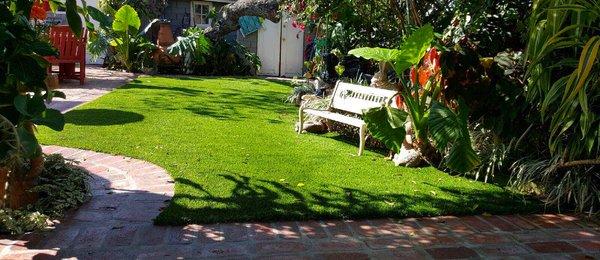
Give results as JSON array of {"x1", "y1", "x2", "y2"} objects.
[{"x1": 303, "y1": 109, "x2": 365, "y2": 127}]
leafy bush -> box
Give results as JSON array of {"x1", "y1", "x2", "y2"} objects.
[
  {"x1": 514, "y1": 0, "x2": 600, "y2": 213},
  {"x1": 0, "y1": 154, "x2": 90, "y2": 235},
  {"x1": 0, "y1": 0, "x2": 71, "y2": 160},
  {"x1": 31, "y1": 154, "x2": 91, "y2": 217},
  {"x1": 0, "y1": 209, "x2": 48, "y2": 235},
  {"x1": 166, "y1": 28, "x2": 259, "y2": 76},
  {"x1": 284, "y1": 0, "x2": 416, "y2": 52},
  {"x1": 167, "y1": 27, "x2": 213, "y2": 74},
  {"x1": 436, "y1": 0, "x2": 532, "y2": 57},
  {"x1": 285, "y1": 82, "x2": 315, "y2": 105}
]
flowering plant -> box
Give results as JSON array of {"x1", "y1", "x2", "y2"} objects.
[{"x1": 349, "y1": 25, "x2": 480, "y2": 173}]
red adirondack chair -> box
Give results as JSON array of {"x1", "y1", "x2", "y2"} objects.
[{"x1": 46, "y1": 25, "x2": 87, "y2": 85}]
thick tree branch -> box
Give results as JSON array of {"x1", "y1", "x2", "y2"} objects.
[
  {"x1": 558, "y1": 159, "x2": 600, "y2": 169},
  {"x1": 204, "y1": 0, "x2": 282, "y2": 41}
]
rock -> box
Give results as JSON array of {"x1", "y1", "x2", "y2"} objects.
[
  {"x1": 295, "y1": 120, "x2": 328, "y2": 134},
  {"x1": 392, "y1": 121, "x2": 424, "y2": 167},
  {"x1": 393, "y1": 144, "x2": 423, "y2": 167}
]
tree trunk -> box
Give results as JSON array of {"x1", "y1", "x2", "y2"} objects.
[
  {"x1": 204, "y1": 0, "x2": 282, "y2": 41},
  {"x1": 3, "y1": 122, "x2": 43, "y2": 209},
  {"x1": 414, "y1": 139, "x2": 442, "y2": 168}
]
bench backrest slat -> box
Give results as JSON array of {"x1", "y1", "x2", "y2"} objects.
[
  {"x1": 48, "y1": 25, "x2": 87, "y2": 61},
  {"x1": 329, "y1": 82, "x2": 397, "y2": 115}
]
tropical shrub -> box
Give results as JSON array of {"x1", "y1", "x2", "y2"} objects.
[
  {"x1": 514, "y1": 0, "x2": 599, "y2": 213},
  {"x1": 165, "y1": 26, "x2": 259, "y2": 76},
  {"x1": 87, "y1": 4, "x2": 158, "y2": 72},
  {"x1": 0, "y1": 0, "x2": 94, "y2": 209},
  {"x1": 349, "y1": 25, "x2": 480, "y2": 173},
  {"x1": 167, "y1": 27, "x2": 213, "y2": 74},
  {"x1": 434, "y1": 0, "x2": 532, "y2": 57}
]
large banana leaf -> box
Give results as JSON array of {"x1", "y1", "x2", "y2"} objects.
[
  {"x1": 363, "y1": 106, "x2": 408, "y2": 153},
  {"x1": 348, "y1": 25, "x2": 434, "y2": 75},
  {"x1": 429, "y1": 102, "x2": 480, "y2": 173}
]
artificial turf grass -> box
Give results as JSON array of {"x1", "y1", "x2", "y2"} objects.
[{"x1": 37, "y1": 76, "x2": 540, "y2": 225}]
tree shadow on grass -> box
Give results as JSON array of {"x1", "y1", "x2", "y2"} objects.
[
  {"x1": 129, "y1": 82, "x2": 292, "y2": 121},
  {"x1": 65, "y1": 109, "x2": 144, "y2": 126},
  {"x1": 121, "y1": 82, "x2": 209, "y2": 96},
  {"x1": 155, "y1": 173, "x2": 541, "y2": 225}
]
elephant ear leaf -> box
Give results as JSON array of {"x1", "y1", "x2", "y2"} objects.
[
  {"x1": 429, "y1": 101, "x2": 480, "y2": 173},
  {"x1": 393, "y1": 24, "x2": 434, "y2": 74},
  {"x1": 363, "y1": 105, "x2": 408, "y2": 153},
  {"x1": 348, "y1": 47, "x2": 401, "y2": 62},
  {"x1": 112, "y1": 5, "x2": 140, "y2": 32}
]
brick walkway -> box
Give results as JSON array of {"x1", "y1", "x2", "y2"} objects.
[
  {"x1": 0, "y1": 147, "x2": 597, "y2": 259},
  {"x1": 46, "y1": 65, "x2": 136, "y2": 113}
]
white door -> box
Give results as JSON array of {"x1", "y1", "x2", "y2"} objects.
[
  {"x1": 257, "y1": 13, "x2": 304, "y2": 77},
  {"x1": 257, "y1": 19, "x2": 281, "y2": 76},
  {"x1": 280, "y1": 14, "x2": 304, "y2": 77}
]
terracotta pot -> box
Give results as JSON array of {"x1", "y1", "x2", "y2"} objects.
[
  {"x1": 157, "y1": 22, "x2": 175, "y2": 48},
  {"x1": 45, "y1": 73, "x2": 59, "y2": 90}
]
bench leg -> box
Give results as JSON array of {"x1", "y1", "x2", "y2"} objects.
[
  {"x1": 298, "y1": 108, "x2": 304, "y2": 134},
  {"x1": 358, "y1": 124, "x2": 367, "y2": 156}
]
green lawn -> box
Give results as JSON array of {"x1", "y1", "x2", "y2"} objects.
[{"x1": 38, "y1": 76, "x2": 538, "y2": 225}]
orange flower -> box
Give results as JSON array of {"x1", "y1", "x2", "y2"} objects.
[
  {"x1": 395, "y1": 95, "x2": 404, "y2": 109},
  {"x1": 418, "y1": 66, "x2": 430, "y2": 86},
  {"x1": 30, "y1": 0, "x2": 47, "y2": 21},
  {"x1": 411, "y1": 47, "x2": 441, "y2": 87}
]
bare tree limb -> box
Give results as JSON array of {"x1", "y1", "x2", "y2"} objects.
[
  {"x1": 204, "y1": 0, "x2": 282, "y2": 41},
  {"x1": 558, "y1": 159, "x2": 600, "y2": 169}
]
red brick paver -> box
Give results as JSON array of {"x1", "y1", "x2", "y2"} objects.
[{"x1": 0, "y1": 146, "x2": 598, "y2": 259}]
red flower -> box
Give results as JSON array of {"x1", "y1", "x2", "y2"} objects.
[
  {"x1": 292, "y1": 20, "x2": 305, "y2": 31},
  {"x1": 305, "y1": 34, "x2": 313, "y2": 43},
  {"x1": 410, "y1": 66, "x2": 417, "y2": 85}
]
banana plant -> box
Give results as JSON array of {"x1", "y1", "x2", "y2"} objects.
[
  {"x1": 349, "y1": 25, "x2": 480, "y2": 173},
  {"x1": 110, "y1": 5, "x2": 142, "y2": 72}
]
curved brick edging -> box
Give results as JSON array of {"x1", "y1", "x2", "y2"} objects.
[
  {"x1": 0, "y1": 146, "x2": 174, "y2": 259},
  {"x1": 0, "y1": 147, "x2": 598, "y2": 259}
]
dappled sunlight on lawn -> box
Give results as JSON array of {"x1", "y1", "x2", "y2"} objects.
[{"x1": 38, "y1": 76, "x2": 539, "y2": 225}]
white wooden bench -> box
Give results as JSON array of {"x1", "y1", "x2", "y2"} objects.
[{"x1": 298, "y1": 81, "x2": 397, "y2": 156}]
